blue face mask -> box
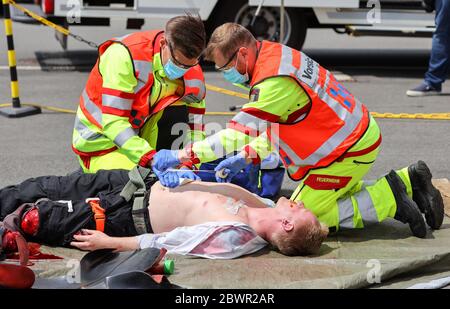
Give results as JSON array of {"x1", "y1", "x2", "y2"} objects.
[
  {"x1": 163, "y1": 58, "x2": 188, "y2": 80},
  {"x1": 222, "y1": 55, "x2": 249, "y2": 84},
  {"x1": 223, "y1": 67, "x2": 249, "y2": 84}
]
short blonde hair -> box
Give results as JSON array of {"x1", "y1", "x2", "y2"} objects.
[
  {"x1": 204, "y1": 23, "x2": 256, "y2": 61},
  {"x1": 271, "y1": 222, "x2": 329, "y2": 256}
]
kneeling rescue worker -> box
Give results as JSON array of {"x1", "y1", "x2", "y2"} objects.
[{"x1": 71, "y1": 14, "x2": 207, "y2": 187}]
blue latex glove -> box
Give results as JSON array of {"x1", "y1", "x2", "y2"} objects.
[
  {"x1": 154, "y1": 168, "x2": 200, "y2": 188},
  {"x1": 152, "y1": 149, "x2": 180, "y2": 172},
  {"x1": 214, "y1": 153, "x2": 250, "y2": 183},
  {"x1": 158, "y1": 171, "x2": 179, "y2": 188},
  {"x1": 173, "y1": 169, "x2": 201, "y2": 182}
]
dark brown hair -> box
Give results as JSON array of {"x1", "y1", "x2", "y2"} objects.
[{"x1": 165, "y1": 14, "x2": 206, "y2": 59}]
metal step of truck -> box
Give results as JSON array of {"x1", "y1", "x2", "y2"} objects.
[{"x1": 345, "y1": 25, "x2": 435, "y2": 37}]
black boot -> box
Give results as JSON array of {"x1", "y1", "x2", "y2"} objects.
[
  {"x1": 408, "y1": 160, "x2": 444, "y2": 230},
  {"x1": 385, "y1": 170, "x2": 427, "y2": 238}
]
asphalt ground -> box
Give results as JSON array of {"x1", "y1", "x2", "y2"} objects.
[{"x1": 0, "y1": 23, "x2": 449, "y2": 194}]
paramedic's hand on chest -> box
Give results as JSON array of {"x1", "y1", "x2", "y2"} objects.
[{"x1": 155, "y1": 166, "x2": 200, "y2": 188}]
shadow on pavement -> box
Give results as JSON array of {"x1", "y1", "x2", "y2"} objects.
[
  {"x1": 304, "y1": 48, "x2": 435, "y2": 79},
  {"x1": 298, "y1": 49, "x2": 450, "y2": 95},
  {"x1": 35, "y1": 50, "x2": 98, "y2": 72}
]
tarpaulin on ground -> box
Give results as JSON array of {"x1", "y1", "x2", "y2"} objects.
[{"x1": 23, "y1": 179, "x2": 450, "y2": 289}]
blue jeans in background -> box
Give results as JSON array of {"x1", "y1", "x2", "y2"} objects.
[{"x1": 424, "y1": 0, "x2": 450, "y2": 90}]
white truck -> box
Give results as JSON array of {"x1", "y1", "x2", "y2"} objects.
[{"x1": 9, "y1": 0, "x2": 436, "y2": 50}]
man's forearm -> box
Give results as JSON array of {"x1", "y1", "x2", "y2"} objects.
[
  {"x1": 110, "y1": 236, "x2": 140, "y2": 252},
  {"x1": 179, "y1": 128, "x2": 256, "y2": 164}
]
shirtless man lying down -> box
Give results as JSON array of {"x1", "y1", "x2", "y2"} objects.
[{"x1": 0, "y1": 168, "x2": 328, "y2": 259}]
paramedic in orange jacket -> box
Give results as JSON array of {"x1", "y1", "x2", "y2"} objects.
[{"x1": 72, "y1": 15, "x2": 207, "y2": 188}]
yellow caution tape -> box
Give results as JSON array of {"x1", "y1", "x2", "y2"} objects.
[
  {"x1": 206, "y1": 111, "x2": 450, "y2": 120},
  {"x1": 370, "y1": 112, "x2": 450, "y2": 120},
  {"x1": 2, "y1": 103, "x2": 449, "y2": 120},
  {"x1": 7, "y1": 0, "x2": 98, "y2": 47},
  {"x1": 8, "y1": 0, "x2": 70, "y2": 36}
]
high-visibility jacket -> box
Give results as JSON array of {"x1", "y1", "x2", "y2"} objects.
[
  {"x1": 189, "y1": 40, "x2": 370, "y2": 181},
  {"x1": 250, "y1": 41, "x2": 370, "y2": 180},
  {"x1": 72, "y1": 30, "x2": 206, "y2": 167}
]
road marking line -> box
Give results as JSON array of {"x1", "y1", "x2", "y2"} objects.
[
  {"x1": 0, "y1": 65, "x2": 42, "y2": 70},
  {"x1": 332, "y1": 71, "x2": 355, "y2": 82}
]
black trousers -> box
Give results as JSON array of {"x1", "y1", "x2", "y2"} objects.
[
  {"x1": 0, "y1": 169, "x2": 156, "y2": 247},
  {"x1": 155, "y1": 105, "x2": 189, "y2": 150}
]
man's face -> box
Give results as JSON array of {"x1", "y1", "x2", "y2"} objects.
[
  {"x1": 275, "y1": 197, "x2": 319, "y2": 230},
  {"x1": 160, "y1": 38, "x2": 199, "y2": 69}
]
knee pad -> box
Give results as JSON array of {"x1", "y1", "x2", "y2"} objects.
[{"x1": 20, "y1": 207, "x2": 40, "y2": 236}]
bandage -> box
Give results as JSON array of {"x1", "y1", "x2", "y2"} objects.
[
  {"x1": 215, "y1": 169, "x2": 228, "y2": 179},
  {"x1": 225, "y1": 198, "x2": 246, "y2": 215},
  {"x1": 178, "y1": 178, "x2": 196, "y2": 186}
]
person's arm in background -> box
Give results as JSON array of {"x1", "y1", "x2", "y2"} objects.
[{"x1": 99, "y1": 43, "x2": 155, "y2": 167}]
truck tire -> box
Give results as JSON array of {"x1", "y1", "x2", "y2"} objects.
[{"x1": 205, "y1": 0, "x2": 307, "y2": 50}]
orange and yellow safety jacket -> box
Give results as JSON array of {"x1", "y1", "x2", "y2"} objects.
[
  {"x1": 72, "y1": 30, "x2": 206, "y2": 168},
  {"x1": 189, "y1": 41, "x2": 371, "y2": 181}
]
